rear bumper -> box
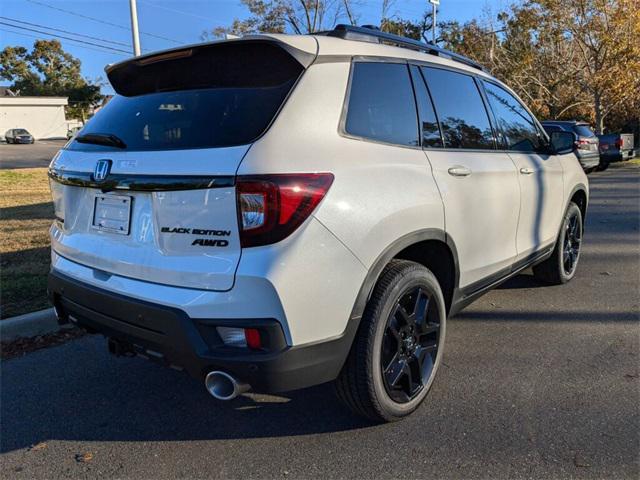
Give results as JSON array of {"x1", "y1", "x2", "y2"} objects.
[
  {"x1": 48, "y1": 269, "x2": 355, "y2": 393},
  {"x1": 600, "y1": 149, "x2": 635, "y2": 163},
  {"x1": 576, "y1": 152, "x2": 600, "y2": 170}
]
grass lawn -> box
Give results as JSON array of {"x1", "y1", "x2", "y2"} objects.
[{"x1": 0, "y1": 168, "x2": 54, "y2": 319}]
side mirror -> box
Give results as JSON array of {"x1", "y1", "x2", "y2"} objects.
[{"x1": 550, "y1": 131, "x2": 576, "y2": 155}]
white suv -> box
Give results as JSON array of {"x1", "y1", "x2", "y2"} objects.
[{"x1": 48, "y1": 25, "x2": 588, "y2": 421}]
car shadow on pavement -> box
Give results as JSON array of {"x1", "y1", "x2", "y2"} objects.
[
  {"x1": 0, "y1": 336, "x2": 377, "y2": 453},
  {"x1": 0, "y1": 201, "x2": 54, "y2": 221}
]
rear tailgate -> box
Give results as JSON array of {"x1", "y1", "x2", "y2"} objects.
[
  {"x1": 620, "y1": 134, "x2": 634, "y2": 152},
  {"x1": 49, "y1": 38, "x2": 316, "y2": 291},
  {"x1": 50, "y1": 147, "x2": 247, "y2": 290}
]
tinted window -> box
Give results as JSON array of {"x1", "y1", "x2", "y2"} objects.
[
  {"x1": 409, "y1": 65, "x2": 443, "y2": 148},
  {"x1": 69, "y1": 85, "x2": 295, "y2": 151},
  {"x1": 483, "y1": 81, "x2": 542, "y2": 152},
  {"x1": 543, "y1": 124, "x2": 562, "y2": 132},
  {"x1": 345, "y1": 62, "x2": 418, "y2": 146},
  {"x1": 574, "y1": 125, "x2": 595, "y2": 137},
  {"x1": 422, "y1": 67, "x2": 494, "y2": 149}
]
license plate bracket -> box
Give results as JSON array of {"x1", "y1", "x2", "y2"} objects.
[{"x1": 92, "y1": 194, "x2": 132, "y2": 235}]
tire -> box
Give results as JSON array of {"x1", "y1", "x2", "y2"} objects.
[
  {"x1": 532, "y1": 202, "x2": 583, "y2": 285},
  {"x1": 596, "y1": 161, "x2": 609, "y2": 172},
  {"x1": 334, "y1": 260, "x2": 446, "y2": 422}
]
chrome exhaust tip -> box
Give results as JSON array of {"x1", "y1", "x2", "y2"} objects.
[{"x1": 205, "y1": 371, "x2": 250, "y2": 400}]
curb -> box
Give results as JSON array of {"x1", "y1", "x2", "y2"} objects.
[{"x1": 0, "y1": 308, "x2": 60, "y2": 342}]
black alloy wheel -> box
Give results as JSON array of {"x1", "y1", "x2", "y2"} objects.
[
  {"x1": 563, "y1": 209, "x2": 582, "y2": 276},
  {"x1": 381, "y1": 286, "x2": 440, "y2": 403}
]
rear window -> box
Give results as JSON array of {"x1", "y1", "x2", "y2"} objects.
[
  {"x1": 344, "y1": 62, "x2": 419, "y2": 147},
  {"x1": 421, "y1": 67, "x2": 495, "y2": 150},
  {"x1": 574, "y1": 125, "x2": 595, "y2": 137},
  {"x1": 68, "y1": 42, "x2": 303, "y2": 151}
]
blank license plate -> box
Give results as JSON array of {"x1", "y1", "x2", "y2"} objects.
[{"x1": 92, "y1": 195, "x2": 132, "y2": 235}]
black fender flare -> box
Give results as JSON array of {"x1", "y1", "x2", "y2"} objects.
[
  {"x1": 347, "y1": 228, "x2": 460, "y2": 325},
  {"x1": 565, "y1": 183, "x2": 589, "y2": 224}
]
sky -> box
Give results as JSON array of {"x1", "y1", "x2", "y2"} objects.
[{"x1": 1, "y1": 0, "x2": 505, "y2": 94}]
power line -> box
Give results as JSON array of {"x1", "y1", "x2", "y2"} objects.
[
  {"x1": 0, "y1": 16, "x2": 133, "y2": 48},
  {"x1": 0, "y1": 27, "x2": 126, "y2": 57},
  {"x1": 139, "y1": 0, "x2": 223, "y2": 23},
  {"x1": 26, "y1": 0, "x2": 183, "y2": 45},
  {"x1": 0, "y1": 21, "x2": 132, "y2": 54}
]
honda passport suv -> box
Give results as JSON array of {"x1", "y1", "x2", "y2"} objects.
[{"x1": 48, "y1": 25, "x2": 588, "y2": 422}]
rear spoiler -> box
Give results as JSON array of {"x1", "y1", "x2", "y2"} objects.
[{"x1": 105, "y1": 38, "x2": 317, "y2": 97}]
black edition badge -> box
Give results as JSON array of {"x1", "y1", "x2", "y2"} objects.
[{"x1": 161, "y1": 226, "x2": 231, "y2": 247}]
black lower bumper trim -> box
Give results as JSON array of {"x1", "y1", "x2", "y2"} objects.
[{"x1": 47, "y1": 270, "x2": 356, "y2": 393}]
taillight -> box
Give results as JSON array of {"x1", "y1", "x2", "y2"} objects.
[
  {"x1": 615, "y1": 138, "x2": 623, "y2": 148},
  {"x1": 236, "y1": 173, "x2": 334, "y2": 248},
  {"x1": 575, "y1": 139, "x2": 591, "y2": 151}
]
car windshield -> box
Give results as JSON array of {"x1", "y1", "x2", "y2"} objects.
[{"x1": 15, "y1": 129, "x2": 29, "y2": 135}]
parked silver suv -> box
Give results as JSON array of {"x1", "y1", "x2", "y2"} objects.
[
  {"x1": 48, "y1": 26, "x2": 588, "y2": 421},
  {"x1": 541, "y1": 120, "x2": 600, "y2": 172}
]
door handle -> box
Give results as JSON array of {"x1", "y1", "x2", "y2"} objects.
[
  {"x1": 520, "y1": 167, "x2": 535, "y2": 175},
  {"x1": 448, "y1": 166, "x2": 472, "y2": 177}
]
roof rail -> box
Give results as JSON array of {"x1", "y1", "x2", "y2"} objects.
[{"x1": 324, "y1": 24, "x2": 486, "y2": 72}]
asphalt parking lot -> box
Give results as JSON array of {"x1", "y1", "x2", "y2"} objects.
[
  {"x1": 0, "y1": 140, "x2": 66, "y2": 169},
  {"x1": 1, "y1": 163, "x2": 639, "y2": 479}
]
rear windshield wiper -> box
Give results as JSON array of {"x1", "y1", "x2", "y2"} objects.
[{"x1": 75, "y1": 133, "x2": 127, "y2": 149}]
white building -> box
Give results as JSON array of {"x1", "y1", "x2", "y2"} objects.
[{"x1": 0, "y1": 96, "x2": 70, "y2": 139}]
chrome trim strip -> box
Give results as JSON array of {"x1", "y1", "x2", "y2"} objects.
[{"x1": 48, "y1": 168, "x2": 235, "y2": 192}]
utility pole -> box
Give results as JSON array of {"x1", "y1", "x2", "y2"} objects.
[
  {"x1": 429, "y1": 0, "x2": 439, "y2": 44},
  {"x1": 129, "y1": 0, "x2": 141, "y2": 56}
]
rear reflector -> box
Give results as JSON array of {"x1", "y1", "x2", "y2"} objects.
[
  {"x1": 236, "y1": 173, "x2": 334, "y2": 248},
  {"x1": 244, "y1": 328, "x2": 262, "y2": 350}
]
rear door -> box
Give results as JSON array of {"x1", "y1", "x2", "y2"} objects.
[
  {"x1": 415, "y1": 66, "x2": 520, "y2": 290},
  {"x1": 49, "y1": 40, "x2": 313, "y2": 291},
  {"x1": 481, "y1": 80, "x2": 564, "y2": 261}
]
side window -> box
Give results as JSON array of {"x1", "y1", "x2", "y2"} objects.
[
  {"x1": 409, "y1": 65, "x2": 443, "y2": 148},
  {"x1": 421, "y1": 67, "x2": 495, "y2": 150},
  {"x1": 483, "y1": 81, "x2": 542, "y2": 152},
  {"x1": 345, "y1": 62, "x2": 419, "y2": 147}
]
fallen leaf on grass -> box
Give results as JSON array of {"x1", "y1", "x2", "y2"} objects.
[
  {"x1": 1, "y1": 327, "x2": 85, "y2": 360},
  {"x1": 29, "y1": 442, "x2": 47, "y2": 451},
  {"x1": 75, "y1": 452, "x2": 93, "y2": 463}
]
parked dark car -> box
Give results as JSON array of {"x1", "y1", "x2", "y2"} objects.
[
  {"x1": 4, "y1": 128, "x2": 35, "y2": 144},
  {"x1": 598, "y1": 133, "x2": 635, "y2": 163},
  {"x1": 541, "y1": 121, "x2": 600, "y2": 172}
]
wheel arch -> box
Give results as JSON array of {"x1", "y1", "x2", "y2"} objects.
[
  {"x1": 349, "y1": 229, "x2": 459, "y2": 323},
  {"x1": 568, "y1": 184, "x2": 588, "y2": 224}
]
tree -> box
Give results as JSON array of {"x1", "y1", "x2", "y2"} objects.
[
  {"x1": 0, "y1": 40, "x2": 103, "y2": 120},
  {"x1": 545, "y1": 0, "x2": 640, "y2": 133},
  {"x1": 439, "y1": 1, "x2": 640, "y2": 133},
  {"x1": 204, "y1": 0, "x2": 359, "y2": 38}
]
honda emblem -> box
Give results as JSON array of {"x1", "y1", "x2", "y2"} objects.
[{"x1": 93, "y1": 159, "x2": 112, "y2": 182}]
